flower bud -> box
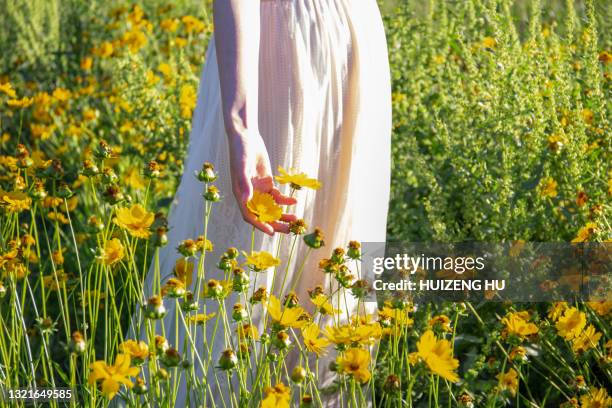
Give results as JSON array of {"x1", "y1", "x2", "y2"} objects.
[
  {"x1": 153, "y1": 226, "x2": 169, "y2": 247},
  {"x1": 180, "y1": 292, "x2": 198, "y2": 312},
  {"x1": 82, "y1": 159, "x2": 99, "y2": 177},
  {"x1": 232, "y1": 303, "x2": 248, "y2": 322},
  {"x1": 206, "y1": 279, "x2": 224, "y2": 299},
  {"x1": 301, "y1": 395, "x2": 314, "y2": 407},
  {"x1": 196, "y1": 162, "x2": 217, "y2": 182},
  {"x1": 273, "y1": 331, "x2": 291, "y2": 350},
  {"x1": 155, "y1": 368, "x2": 169, "y2": 382},
  {"x1": 30, "y1": 181, "x2": 48, "y2": 201},
  {"x1": 250, "y1": 287, "x2": 268, "y2": 304},
  {"x1": 383, "y1": 374, "x2": 400, "y2": 394},
  {"x1": 347, "y1": 241, "x2": 361, "y2": 260},
  {"x1": 43, "y1": 160, "x2": 65, "y2": 180},
  {"x1": 0, "y1": 283, "x2": 6, "y2": 298},
  {"x1": 133, "y1": 378, "x2": 148, "y2": 395},
  {"x1": 155, "y1": 336, "x2": 169, "y2": 354},
  {"x1": 232, "y1": 268, "x2": 250, "y2": 292},
  {"x1": 351, "y1": 279, "x2": 371, "y2": 299},
  {"x1": 69, "y1": 331, "x2": 86, "y2": 354},
  {"x1": 225, "y1": 247, "x2": 239, "y2": 259},
  {"x1": 145, "y1": 295, "x2": 167, "y2": 319},
  {"x1": 95, "y1": 140, "x2": 113, "y2": 159},
  {"x1": 101, "y1": 167, "x2": 118, "y2": 184},
  {"x1": 162, "y1": 278, "x2": 185, "y2": 298},
  {"x1": 102, "y1": 185, "x2": 124, "y2": 205},
  {"x1": 87, "y1": 215, "x2": 105, "y2": 233},
  {"x1": 177, "y1": 239, "x2": 197, "y2": 257},
  {"x1": 331, "y1": 248, "x2": 345, "y2": 264},
  {"x1": 203, "y1": 185, "x2": 221, "y2": 202},
  {"x1": 291, "y1": 366, "x2": 307, "y2": 383},
  {"x1": 57, "y1": 182, "x2": 73, "y2": 199},
  {"x1": 161, "y1": 348, "x2": 181, "y2": 367},
  {"x1": 284, "y1": 291, "x2": 299, "y2": 308},
  {"x1": 237, "y1": 342, "x2": 250, "y2": 360},
  {"x1": 217, "y1": 255, "x2": 234, "y2": 272},
  {"x1": 218, "y1": 349, "x2": 238, "y2": 371},
  {"x1": 15, "y1": 144, "x2": 34, "y2": 169},
  {"x1": 289, "y1": 219, "x2": 308, "y2": 235},
  {"x1": 308, "y1": 285, "x2": 325, "y2": 299},
  {"x1": 304, "y1": 228, "x2": 325, "y2": 249},
  {"x1": 145, "y1": 160, "x2": 161, "y2": 179}
]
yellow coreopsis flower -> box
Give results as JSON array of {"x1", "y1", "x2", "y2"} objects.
[
  {"x1": 88, "y1": 354, "x2": 139, "y2": 400},
  {"x1": 538, "y1": 177, "x2": 558, "y2": 198},
  {"x1": 301, "y1": 324, "x2": 330, "y2": 356},
  {"x1": 275, "y1": 166, "x2": 321, "y2": 190},
  {"x1": 571, "y1": 324, "x2": 602, "y2": 353},
  {"x1": 174, "y1": 258, "x2": 194, "y2": 288},
  {"x1": 556, "y1": 307, "x2": 586, "y2": 340},
  {"x1": 114, "y1": 204, "x2": 154, "y2": 238},
  {"x1": 179, "y1": 84, "x2": 197, "y2": 119},
  {"x1": 7, "y1": 97, "x2": 34, "y2": 108},
  {"x1": 260, "y1": 383, "x2": 290, "y2": 408},
  {"x1": 571, "y1": 222, "x2": 598, "y2": 243},
  {"x1": 0, "y1": 190, "x2": 31, "y2": 213},
  {"x1": 265, "y1": 295, "x2": 307, "y2": 329},
  {"x1": 497, "y1": 368, "x2": 519, "y2": 396},
  {"x1": 0, "y1": 82, "x2": 17, "y2": 98},
  {"x1": 587, "y1": 301, "x2": 612, "y2": 316},
  {"x1": 428, "y1": 315, "x2": 452, "y2": 332},
  {"x1": 102, "y1": 238, "x2": 125, "y2": 266},
  {"x1": 410, "y1": 330, "x2": 459, "y2": 382},
  {"x1": 336, "y1": 347, "x2": 371, "y2": 383},
  {"x1": 580, "y1": 387, "x2": 612, "y2": 408},
  {"x1": 246, "y1": 191, "x2": 282, "y2": 223},
  {"x1": 118, "y1": 340, "x2": 149, "y2": 362},
  {"x1": 244, "y1": 251, "x2": 280, "y2": 271},
  {"x1": 501, "y1": 311, "x2": 539, "y2": 339},
  {"x1": 187, "y1": 313, "x2": 216, "y2": 325},
  {"x1": 310, "y1": 294, "x2": 340, "y2": 315},
  {"x1": 547, "y1": 302, "x2": 568, "y2": 322}
]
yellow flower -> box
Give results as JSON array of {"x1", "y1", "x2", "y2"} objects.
[
  {"x1": 0, "y1": 190, "x2": 31, "y2": 213},
  {"x1": 237, "y1": 323, "x2": 259, "y2": 340},
  {"x1": 411, "y1": 330, "x2": 459, "y2": 382},
  {"x1": 571, "y1": 325, "x2": 602, "y2": 353},
  {"x1": 124, "y1": 167, "x2": 146, "y2": 190},
  {"x1": 265, "y1": 295, "x2": 307, "y2": 329},
  {"x1": 428, "y1": 315, "x2": 452, "y2": 332},
  {"x1": 547, "y1": 302, "x2": 568, "y2": 321},
  {"x1": 275, "y1": 166, "x2": 321, "y2": 190},
  {"x1": 93, "y1": 41, "x2": 114, "y2": 58},
  {"x1": 114, "y1": 204, "x2": 154, "y2": 238},
  {"x1": 102, "y1": 238, "x2": 124, "y2": 266},
  {"x1": 537, "y1": 177, "x2": 558, "y2": 198},
  {"x1": 497, "y1": 368, "x2": 519, "y2": 396},
  {"x1": 336, "y1": 348, "x2": 371, "y2": 383},
  {"x1": 501, "y1": 311, "x2": 539, "y2": 339},
  {"x1": 244, "y1": 251, "x2": 280, "y2": 271},
  {"x1": 0, "y1": 82, "x2": 17, "y2": 98},
  {"x1": 246, "y1": 191, "x2": 282, "y2": 223},
  {"x1": 325, "y1": 322, "x2": 382, "y2": 346},
  {"x1": 7, "y1": 97, "x2": 34, "y2": 108},
  {"x1": 187, "y1": 313, "x2": 216, "y2": 325},
  {"x1": 378, "y1": 306, "x2": 414, "y2": 327},
  {"x1": 80, "y1": 57, "x2": 93, "y2": 70},
  {"x1": 587, "y1": 301, "x2": 612, "y2": 316},
  {"x1": 118, "y1": 340, "x2": 149, "y2": 362},
  {"x1": 301, "y1": 324, "x2": 330, "y2": 356},
  {"x1": 181, "y1": 15, "x2": 206, "y2": 34},
  {"x1": 481, "y1": 37, "x2": 497, "y2": 49},
  {"x1": 160, "y1": 18, "x2": 179, "y2": 32},
  {"x1": 556, "y1": 307, "x2": 586, "y2": 340},
  {"x1": 571, "y1": 222, "x2": 598, "y2": 243},
  {"x1": 174, "y1": 258, "x2": 194, "y2": 288},
  {"x1": 88, "y1": 354, "x2": 139, "y2": 400},
  {"x1": 580, "y1": 387, "x2": 612, "y2": 408},
  {"x1": 310, "y1": 294, "x2": 340, "y2": 315},
  {"x1": 179, "y1": 84, "x2": 197, "y2": 119},
  {"x1": 261, "y1": 383, "x2": 290, "y2": 408}
]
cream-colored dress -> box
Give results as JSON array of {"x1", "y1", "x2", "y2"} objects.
[{"x1": 140, "y1": 0, "x2": 391, "y2": 405}]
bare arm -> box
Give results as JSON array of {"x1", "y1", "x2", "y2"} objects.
[{"x1": 213, "y1": 1, "x2": 296, "y2": 235}]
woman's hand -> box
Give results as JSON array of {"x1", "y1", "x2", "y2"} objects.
[{"x1": 228, "y1": 131, "x2": 297, "y2": 235}]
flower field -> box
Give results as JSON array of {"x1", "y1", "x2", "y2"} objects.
[{"x1": 0, "y1": 0, "x2": 610, "y2": 407}]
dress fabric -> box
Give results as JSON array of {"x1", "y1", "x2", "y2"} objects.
[{"x1": 139, "y1": 0, "x2": 391, "y2": 405}]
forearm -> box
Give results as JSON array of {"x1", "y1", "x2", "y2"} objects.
[{"x1": 213, "y1": 0, "x2": 260, "y2": 138}]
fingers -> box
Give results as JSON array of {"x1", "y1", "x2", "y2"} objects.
[
  {"x1": 269, "y1": 187, "x2": 297, "y2": 206},
  {"x1": 239, "y1": 204, "x2": 275, "y2": 236},
  {"x1": 280, "y1": 213, "x2": 297, "y2": 223},
  {"x1": 269, "y1": 221, "x2": 290, "y2": 234}
]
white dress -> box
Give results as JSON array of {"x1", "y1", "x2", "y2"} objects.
[{"x1": 140, "y1": 0, "x2": 391, "y2": 405}]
